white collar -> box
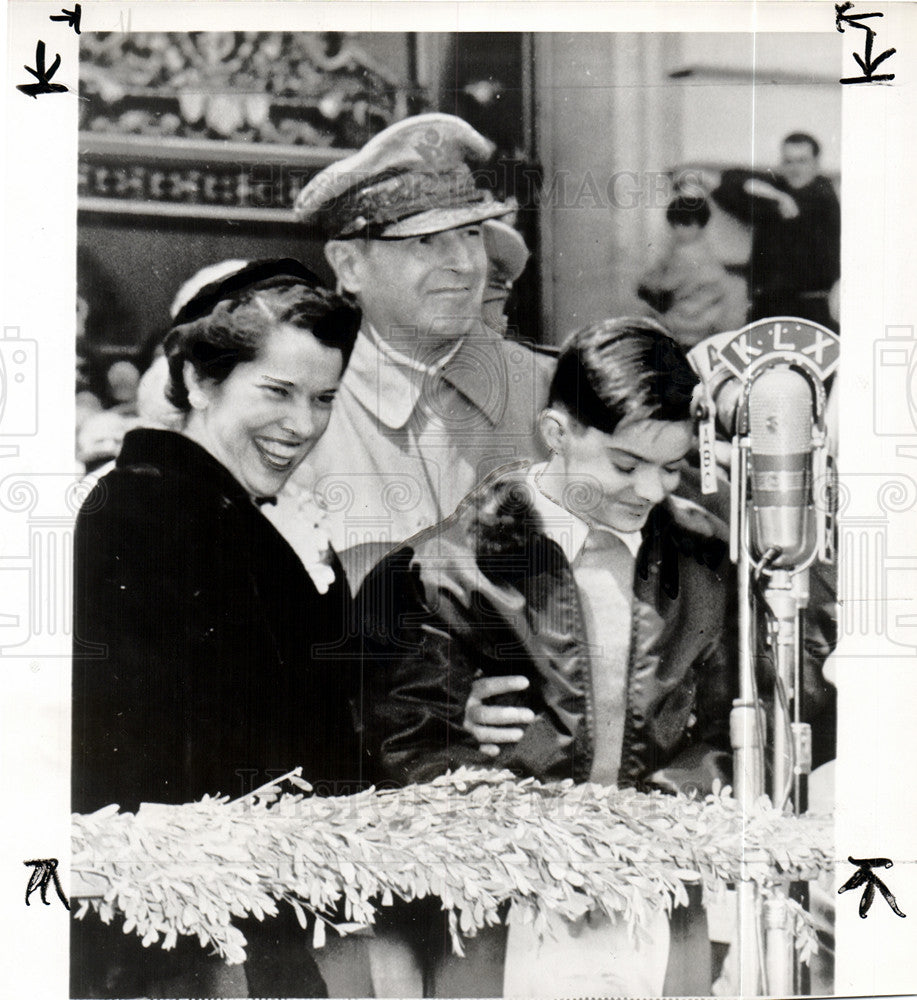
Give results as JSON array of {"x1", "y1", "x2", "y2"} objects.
[
  {"x1": 365, "y1": 322, "x2": 464, "y2": 376},
  {"x1": 528, "y1": 462, "x2": 643, "y2": 563},
  {"x1": 340, "y1": 323, "x2": 464, "y2": 430}
]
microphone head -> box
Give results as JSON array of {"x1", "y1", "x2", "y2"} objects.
[
  {"x1": 749, "y1": 367, "x2": 813, "y2": 455},
  {"x1": 748, "y1": 366, "x2": 815, "y2": 567}
]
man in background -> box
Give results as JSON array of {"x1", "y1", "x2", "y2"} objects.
[
  {"x1": 481, "y1": 218, "x2": 530, "y2": 336},
  {"x1": 712, "y1": 132, "x2": 840, "y2": 330}
]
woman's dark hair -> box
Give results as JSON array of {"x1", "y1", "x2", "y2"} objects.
[
  {"x1": 666, "y1": 195, "x2": 710, "y2": 229},
  {"x1": 164, "y1": 258, "x2": 361, "y2": 412},
  {"x1": 548, "y1": 317, "x2": 699, "y2": 435}
]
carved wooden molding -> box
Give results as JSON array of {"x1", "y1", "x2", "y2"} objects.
[{"x1": 78, "y1": 31, "x2": 428, "y2": 219}]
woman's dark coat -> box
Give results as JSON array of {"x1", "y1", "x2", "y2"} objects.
[{"x1": 72, "y1": 428, "x2": 362, "y2": 815}]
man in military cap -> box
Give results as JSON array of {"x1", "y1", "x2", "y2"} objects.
[{"x1": 281, "y1": 113, "x2": 553, "y2": 567}]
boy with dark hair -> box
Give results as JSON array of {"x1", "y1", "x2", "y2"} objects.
[{"x1": 360, "y1": 317, "x2": 735, "y2": 995}]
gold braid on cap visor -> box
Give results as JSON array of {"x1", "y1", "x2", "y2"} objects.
[{"x1": 329, "y1": 166, "x2": 495, "y2": 237}]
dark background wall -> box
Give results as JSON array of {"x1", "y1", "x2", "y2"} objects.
[{"x1": 78, "y1": 216, "x2": 327, "y2": 355}]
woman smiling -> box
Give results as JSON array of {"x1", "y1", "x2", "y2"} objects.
[
  {"x1": 171, "y1": 284, "x2": 345, "y2": 499},
  {"x1": 71, "y1": 260, "x2": 362, "y2": 997}
]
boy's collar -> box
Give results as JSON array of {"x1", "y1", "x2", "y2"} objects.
[{"x1": 528, "y1": 463, "x2": 643, "y2": 562}]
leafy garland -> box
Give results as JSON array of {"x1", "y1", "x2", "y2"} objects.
[{"x1": 71, "y1": 768, "x2": 833, "y2": 966}]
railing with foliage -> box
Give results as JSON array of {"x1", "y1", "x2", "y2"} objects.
[{"x1": 71, "y1": 767, "x2": 833, "y2": 965}]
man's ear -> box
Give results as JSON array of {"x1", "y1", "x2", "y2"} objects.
[
  {"x1": 324, "y1": 240, "x2": 364, "y2": 296},
  {"x1": 538, "y1": 406, "x2": 573, "y2": 455}
]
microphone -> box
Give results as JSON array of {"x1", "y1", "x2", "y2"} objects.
[
  {"x1": 709, "y1": 321, "x2": 838, "y2": 883},
  {"x1": 747, "y1": 366, "x2": 816, "y2": 570}
]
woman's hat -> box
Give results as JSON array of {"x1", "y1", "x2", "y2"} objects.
[
  {"x1": 171, "y1": 258, "x2": 326, "y2": 327},
  {"x1": 170, "y1": 259, "x2": 249, "y2": 320}
]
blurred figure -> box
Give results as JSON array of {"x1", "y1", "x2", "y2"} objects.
[
  {"x1": 712, "y1": 132, "x2": 840, "y2": 330},
  {"x1": 75, "y1": 249, "x2": 138, "y2": 468},
  {"x1": 76, "y1": 246, "x2": 135, "y2": 407},
  {"x1": 75, "y1": 352, "x2": 140, "y2": 472},
  {"x1": 481, "y1": 219, "x2": 530, "y2": 335},
  {"x1": 75, "y1": 388, "x2": 103, "y2": 430},
  {"x1": 104, "y1": 358, "x2": 141, "y2": 408},
  {"x1": 638, "y1": 195, "x2": 749, "y2": 348},
  {"x1": 76, "y1": 408, "x2": 140, "y2": 473}
]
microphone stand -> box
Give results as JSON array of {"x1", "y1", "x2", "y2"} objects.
[
  {"x1": 761, "y1": 568, "x2": 808, "y2": 997},
  {"x1": 729, "y1": 434, "x2": 766, "y2": 995},
  {"x1": 727, "y1": 361, "x2": 829, "y2": 996},
  {"x1": 697, "y1": 319, "x2": 838, "y2": 997}
]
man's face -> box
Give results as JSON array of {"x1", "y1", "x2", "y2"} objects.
[
  {"x1": 336, "y1": 224, "x2": 488, "y2": 347},
  {"x1": 781, "y1": 141, "x2": 819, "y2": 190},
  {"x1": 549, "y1": 415, "x2": 693, "y2": 532}
]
